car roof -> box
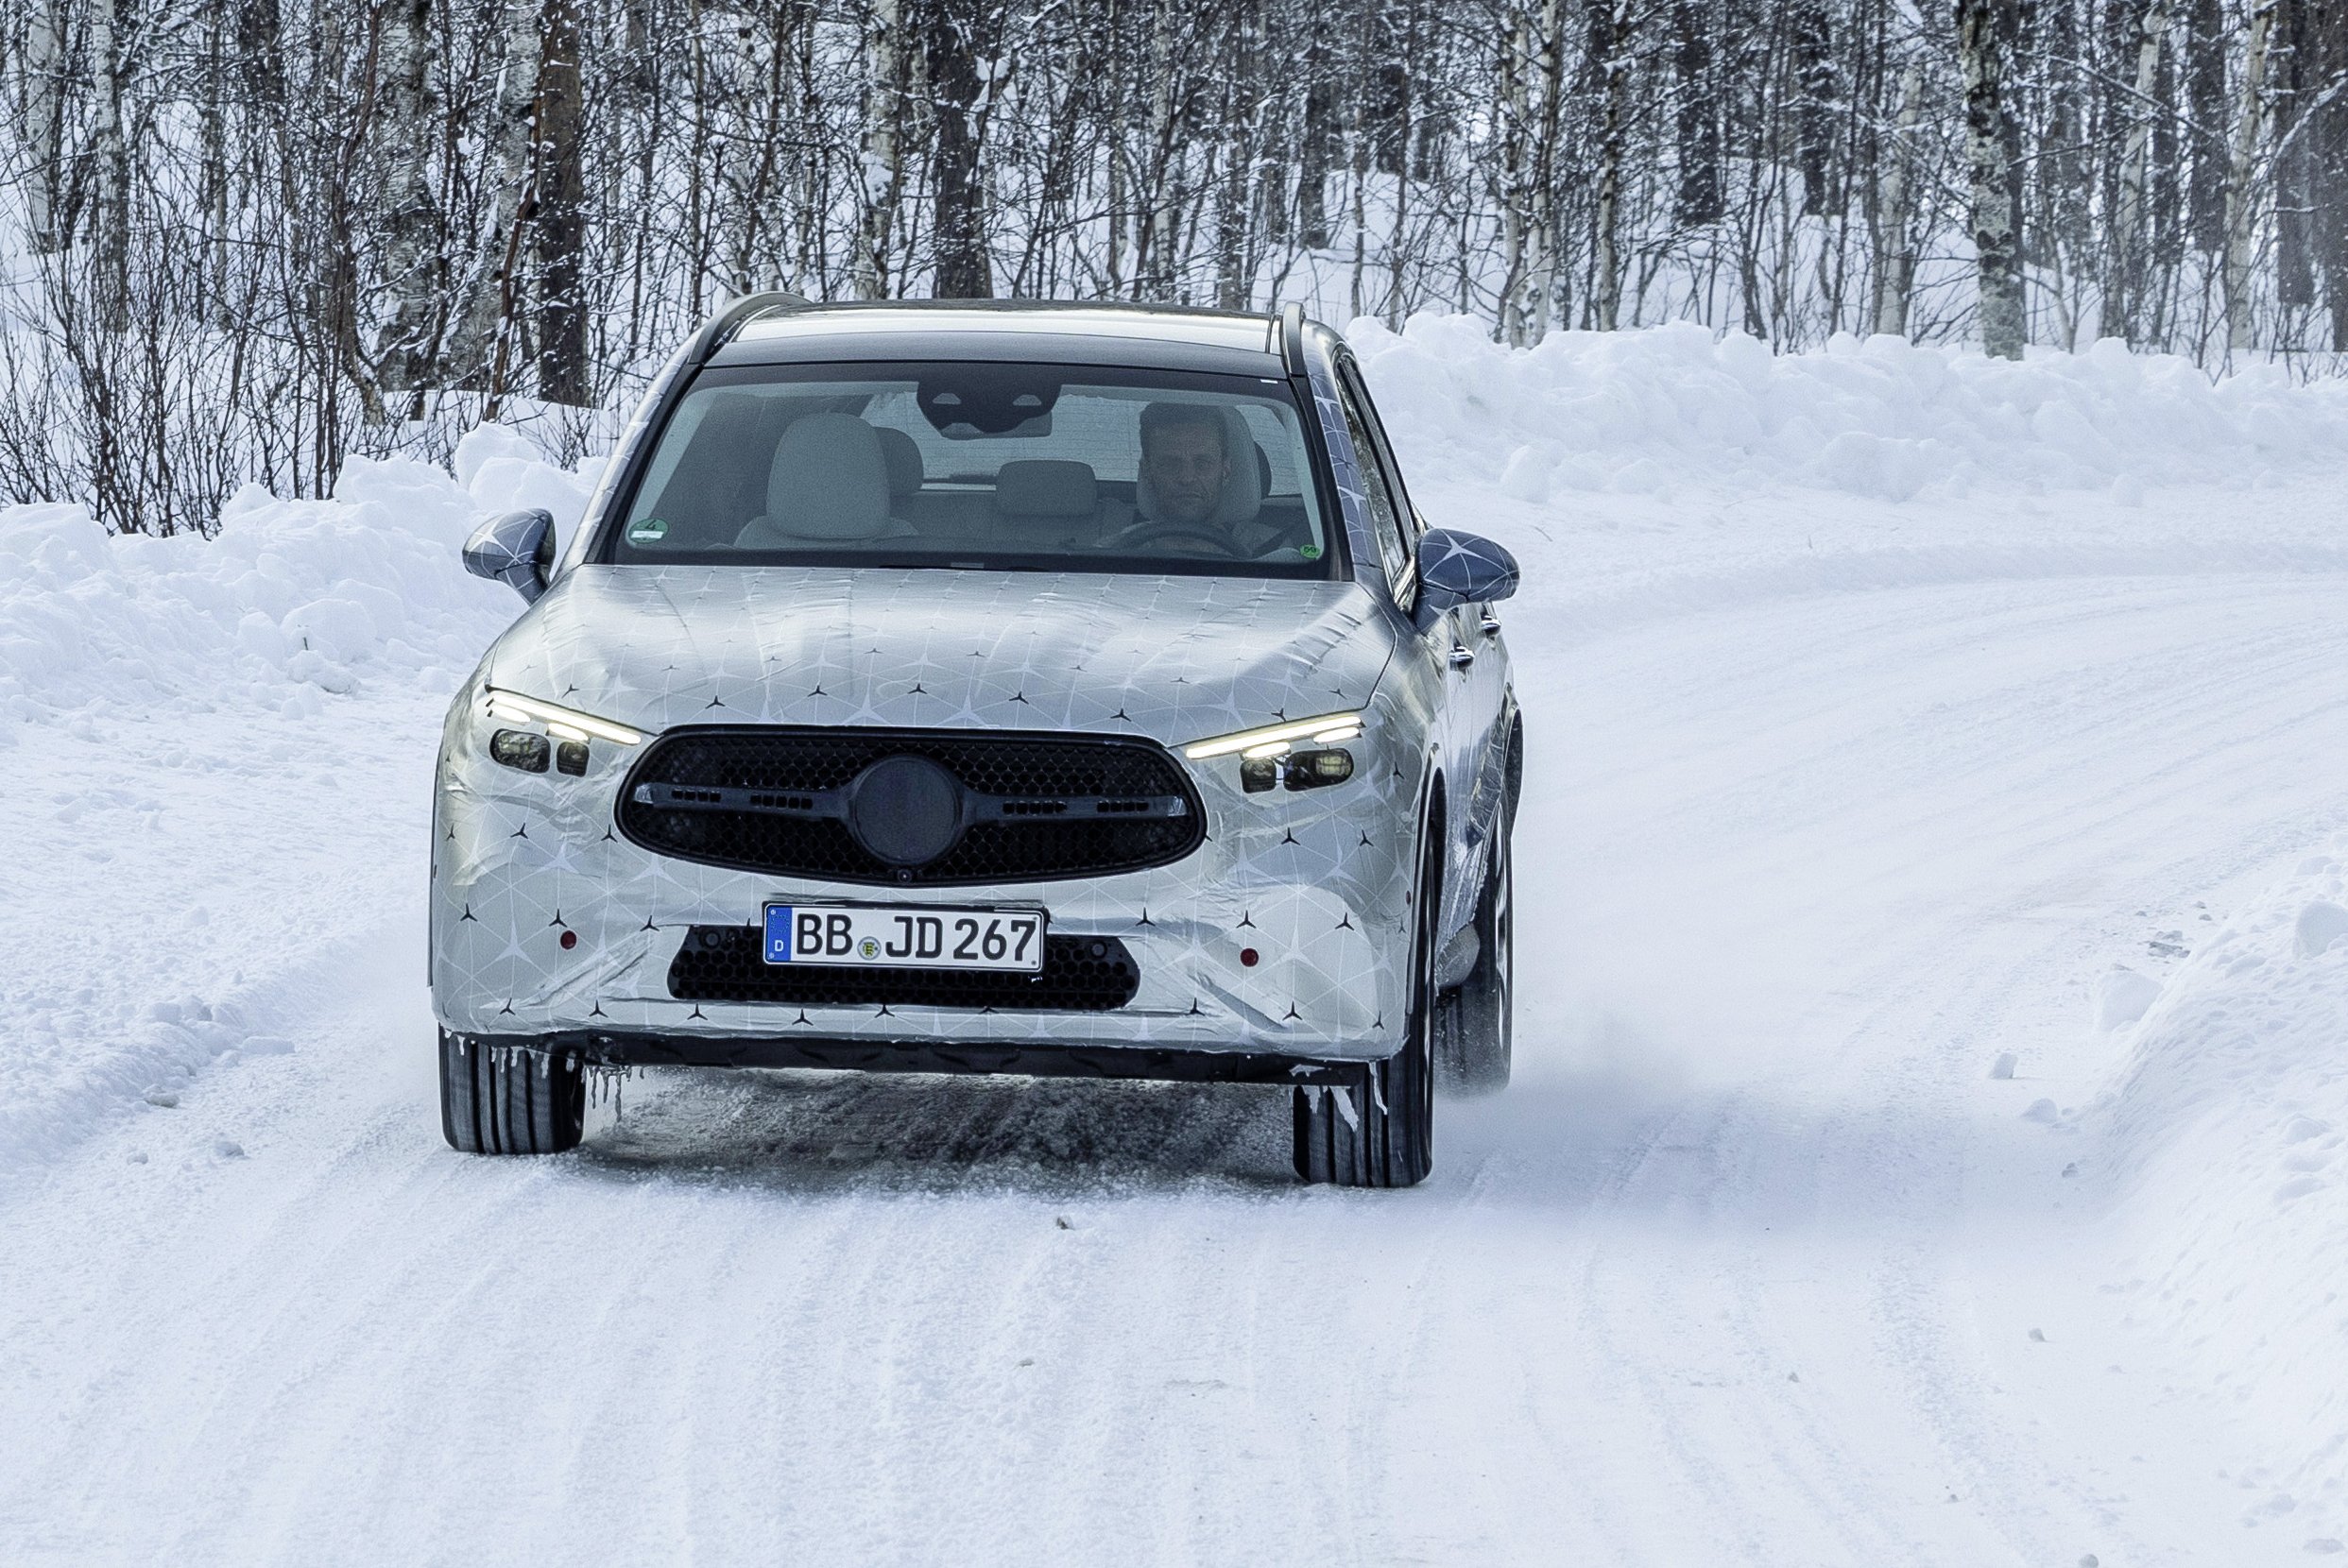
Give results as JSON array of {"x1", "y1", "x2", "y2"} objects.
[{"x1": 711, "y1": 299, "x2": 1289, "y2": 376}]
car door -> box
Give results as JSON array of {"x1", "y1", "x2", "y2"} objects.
[{"x1": 1330, "y1": 355, "x2": 1483, "y2": 923}]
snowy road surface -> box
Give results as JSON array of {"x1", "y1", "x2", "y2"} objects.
[{"x1": 7, "y1": 554, "x2": 2346, "y2": 1564}]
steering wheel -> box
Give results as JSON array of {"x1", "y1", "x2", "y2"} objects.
[{"x1": 1112, "y1": 520, "x2": 1234, "y2": 554}]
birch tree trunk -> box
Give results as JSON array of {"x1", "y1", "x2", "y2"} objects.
[
  {"x1": 2105, "y1": 0, "x2": 2170, "y2": 343},
  {"x1": 378, "y1": 0, "x2": 440, "y2": 411},
  {"x1": 1497, "y1": 8, "x2": 1532, "y2": 344},
  {"x1": 26, "y1": 0, "x2": 66, "y2": 254},
  {"x1": 466, "y1": 0, "x2": 545, "y2": 391},
  {"x1": 1528, "y1": 0, "x2": 1563, "y2": 337},
  {"x1": 1214, "y1": 0, "x2": 1260, "y2": 310},
  {"x1": 92, "y1": 0, "x2": 130, "y2": 333},
  {"x1": 2223, "y1": 0, "x2": 2275, "y2": 351},
  {"x1": 1871, "y1": 56, "x2": 1923, "y2": 336},
  {"x1": 1958, "y1": 0, "x2": 2026, "y2": 360},
  {"x1": 197, "y1": 1, "x2": 232, "y2": 323},
  {"x1": 853, "y1": 0, "x2": 905, "y2": 298}
]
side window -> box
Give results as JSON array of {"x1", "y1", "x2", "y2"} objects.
[
  {"x1": 1338, "y1": 360, "x2": 1421, "y2": 547},
  {"x1": 1333, "y1": 366, "x2": 1414, "y2": 601}
]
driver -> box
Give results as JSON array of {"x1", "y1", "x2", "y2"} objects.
[{"x1": 1138, "y1": 401, "x2": 1232, "y2": 533}]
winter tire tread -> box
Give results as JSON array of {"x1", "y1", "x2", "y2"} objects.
[{"x1": 439, "y1": 1030, "x2": 585, "y2": 1154}]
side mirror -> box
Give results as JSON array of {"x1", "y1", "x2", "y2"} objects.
[
  {"x1": 463, "y1": 508, "x2": 557, "y2": 604},
  {"x1": 1412, "y1": 527, "x2": 1519, "y2": 631}
]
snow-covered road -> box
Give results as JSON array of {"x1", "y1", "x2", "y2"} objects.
[{"x1": 8, "y1": 560, "x2": 2345, "y2": 1564}]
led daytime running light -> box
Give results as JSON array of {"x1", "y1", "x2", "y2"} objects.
[
  {"x1": 1184, "y1": 710, "x2": 1365, "y2": 760},
  {"x1": 484, "y1": 688, "x2": 644, "y2": 746}
]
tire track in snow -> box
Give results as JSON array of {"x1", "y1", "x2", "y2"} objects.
[
  {"x1": 1541, "y1": 573, "x2": 2348, "y2": 1564},
  {"x1": 5, "y1": 573, "x2": 2348, "y2": 1564}
]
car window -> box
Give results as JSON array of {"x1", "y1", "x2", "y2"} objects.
[
  {"x1": 604, "y1": 362, "x2": 1342, "y2": 580},
  {"x1": 1332, "y1": 364, "x2": 1414, "y2": 601},
  {"x1": 1338, "y1": 358, "x2": 1421, "y2": 544}
]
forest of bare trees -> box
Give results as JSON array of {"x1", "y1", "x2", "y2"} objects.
[{"x1": 4, "y1": 0, "x2": 2346, "y2": 534}]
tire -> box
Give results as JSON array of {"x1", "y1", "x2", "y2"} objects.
[
  {"x1": 439, "y1": 1030, "x2": 585, "y2": 1154},
  {"x1": 1292, "y1": 826, "x2": 1438, "y2": 1187},
  {"x1": 1435, "y1": 796, "x2": 1514, "y2": 1096}
]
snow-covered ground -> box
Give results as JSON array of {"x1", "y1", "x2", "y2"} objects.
[{"x1": 4, "y1": 324, "x2": 2346, "y2": 1564}]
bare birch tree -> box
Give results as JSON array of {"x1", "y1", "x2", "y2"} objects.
[{"x1": 1958, "y1": 0, "x2": 2026, "y2": 359}]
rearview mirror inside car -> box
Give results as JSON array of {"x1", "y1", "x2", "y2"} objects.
[
  {"x1": 463, "y1": 508, "x2": 557, "y2": 604},
  {"x1": 1413, "y1": 527, "x2": 1519, "y2": 631}
]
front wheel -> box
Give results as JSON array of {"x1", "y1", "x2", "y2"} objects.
[
  {"x1": 1435, "y1": 807, "x2": 1513, "y2": 1095},
  {"x1": 440, "y1": 1031, "x2": 585, "y2": 1154},
  {"x1": 1293, "y1": 827, "x2": 1437, "y2": 1186}
]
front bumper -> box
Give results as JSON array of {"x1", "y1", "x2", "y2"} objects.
[{"x1": 429, "y1": 722, "x2": 1418, "y2": 1065}]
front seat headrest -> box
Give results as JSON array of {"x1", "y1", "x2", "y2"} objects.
[
  {"x1": 993, "y1": 459, "x2": 1097, "y2": 518},
  {"x1": 875, "y1": 426, "x2": 924, "y2": 499},
  {"x1": 1137, "y1": 406, "x2": 1263, "y2": 526},
  {"x1": 760, "y1": 413, "x2": 893, "y2": 540}
]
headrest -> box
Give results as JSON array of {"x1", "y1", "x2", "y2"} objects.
[
  {"x1": 765, "y1": 413, "x2": 891, "y2": 539},
  {"x1": 875, "y1": 426, "x2": 924, "y2": 499},
  {"x1": 993, "y1": 459, "x2": 1097, "y2": 518},
  {"x1": 1137, "y1": 405, "x2": 1262, "y2": 526}
]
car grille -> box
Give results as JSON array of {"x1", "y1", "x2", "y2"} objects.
[
  {"x1": 617, "y1": 726, "x2": 1204, "y2": 886},
  {"x1": 667, "y1": 926, "x2": 1140, "y2": 1011}
]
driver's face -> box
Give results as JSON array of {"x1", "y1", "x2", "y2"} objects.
[{"x1": 1143, "y1": 425, "x2": 1228, "y2": 527}]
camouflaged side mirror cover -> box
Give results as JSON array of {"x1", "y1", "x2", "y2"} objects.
[
  {"x1": 1413, "y1": 527, "x2": 1519, "y2": 629},
  {"x1": 462, "y1": 508, "x2": 557, "y2": 604}
]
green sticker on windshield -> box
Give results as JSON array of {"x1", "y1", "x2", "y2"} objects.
[
  {"x1": 1299, "y1": 543, "x2": 1322, "y2": 560},
  {"x1": 627, "y1": 516, "x2": 670, "y2": 543}
]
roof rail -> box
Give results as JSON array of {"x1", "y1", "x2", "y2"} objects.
[
  {"x1": 1277, "y1": 302, "x2": 1308, "y2": 375},
  {"x1": 686, "y1": 290, "x2": 813, "y2": 365}
]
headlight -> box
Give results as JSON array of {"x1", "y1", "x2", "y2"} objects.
[
  {"x1": 1182, "y1": 710, "x2": 1364, "y2": 759},
  {"x1": 1185, "y1": 711, "x2": 1364, "y2": 795},
  {"x1": 481, "y1": 687, "x2": 644, "y2": 776},
  {"x1": 483, "y1": 688, "x2": 645, "y2": 745}
]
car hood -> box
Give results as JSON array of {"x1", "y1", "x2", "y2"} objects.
[{"x1": 485, "y1": 566, "x2": 1395, "y2": 748}]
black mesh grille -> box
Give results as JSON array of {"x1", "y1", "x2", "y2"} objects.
[
  {"x1": 668, "y1": 926, "x2": 1140, "y2": 1011},
  {"x1": 618, "y1": 726, "x2": 1204, "y2": 885}
]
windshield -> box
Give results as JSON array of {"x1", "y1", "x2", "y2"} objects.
[{"x1": 601, "y1": 362, "x2": 1341, "y2": 579}]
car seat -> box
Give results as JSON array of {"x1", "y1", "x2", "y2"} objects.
[
  {"x1": 634, "y1": 391, "x2": 798, "y2": 547},
  {"x1": 875, "y1": 425, "x2": 924, "y2": 502},
  {"x1": 991, "y1": 459, "x2": 1107, "y2": 549},
  {"x1": 735, "y1": 414, "x2": 916, "y2": 546}
]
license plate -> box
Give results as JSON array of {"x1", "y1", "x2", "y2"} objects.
[{"x1": 762, "y1": 904, "x2": 1045, "y2": 972}]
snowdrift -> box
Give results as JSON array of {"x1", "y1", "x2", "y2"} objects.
[
  {"x1": 1347, "y1": 315, "x2": 2348, "y2": 503},
  {"x1": 9, "y1": 320, "x2": 2348, "y2": 727},
  {"x1": 2104, "y1": 843, "x2": 2348, "y2": 1508},
  {"x1": 0, "y1": 425, "x2": 599, "y2": 725}
]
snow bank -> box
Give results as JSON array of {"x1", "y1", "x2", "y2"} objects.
[
  {"x1": 0, "y1": 424, "x2": 600, "y2": 724},
  {"x1": 11, "y1": 325, "x2": 2348, "y2": 728},
  {"x1": 2102, "y1": 841, "x2": 2348, "y2": 1508},
  {"x1": 1350, "y1": 315, "x2": 2348, "y2": 503}
]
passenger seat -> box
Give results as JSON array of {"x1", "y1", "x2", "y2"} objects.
[
  {"x1": 876, "y1": 425, "x2": 975, "y2": 538},
  {"x1": 992, "y1": 459, "x2": 1108, "y2": 548}
]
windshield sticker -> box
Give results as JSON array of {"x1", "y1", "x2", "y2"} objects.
[
  {"x1": 1299, "y1": 543, "x2": 1322, "y2": 560},
  {"x1": 627, "y1": 517, "x2": 670, "y2": 543}
]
